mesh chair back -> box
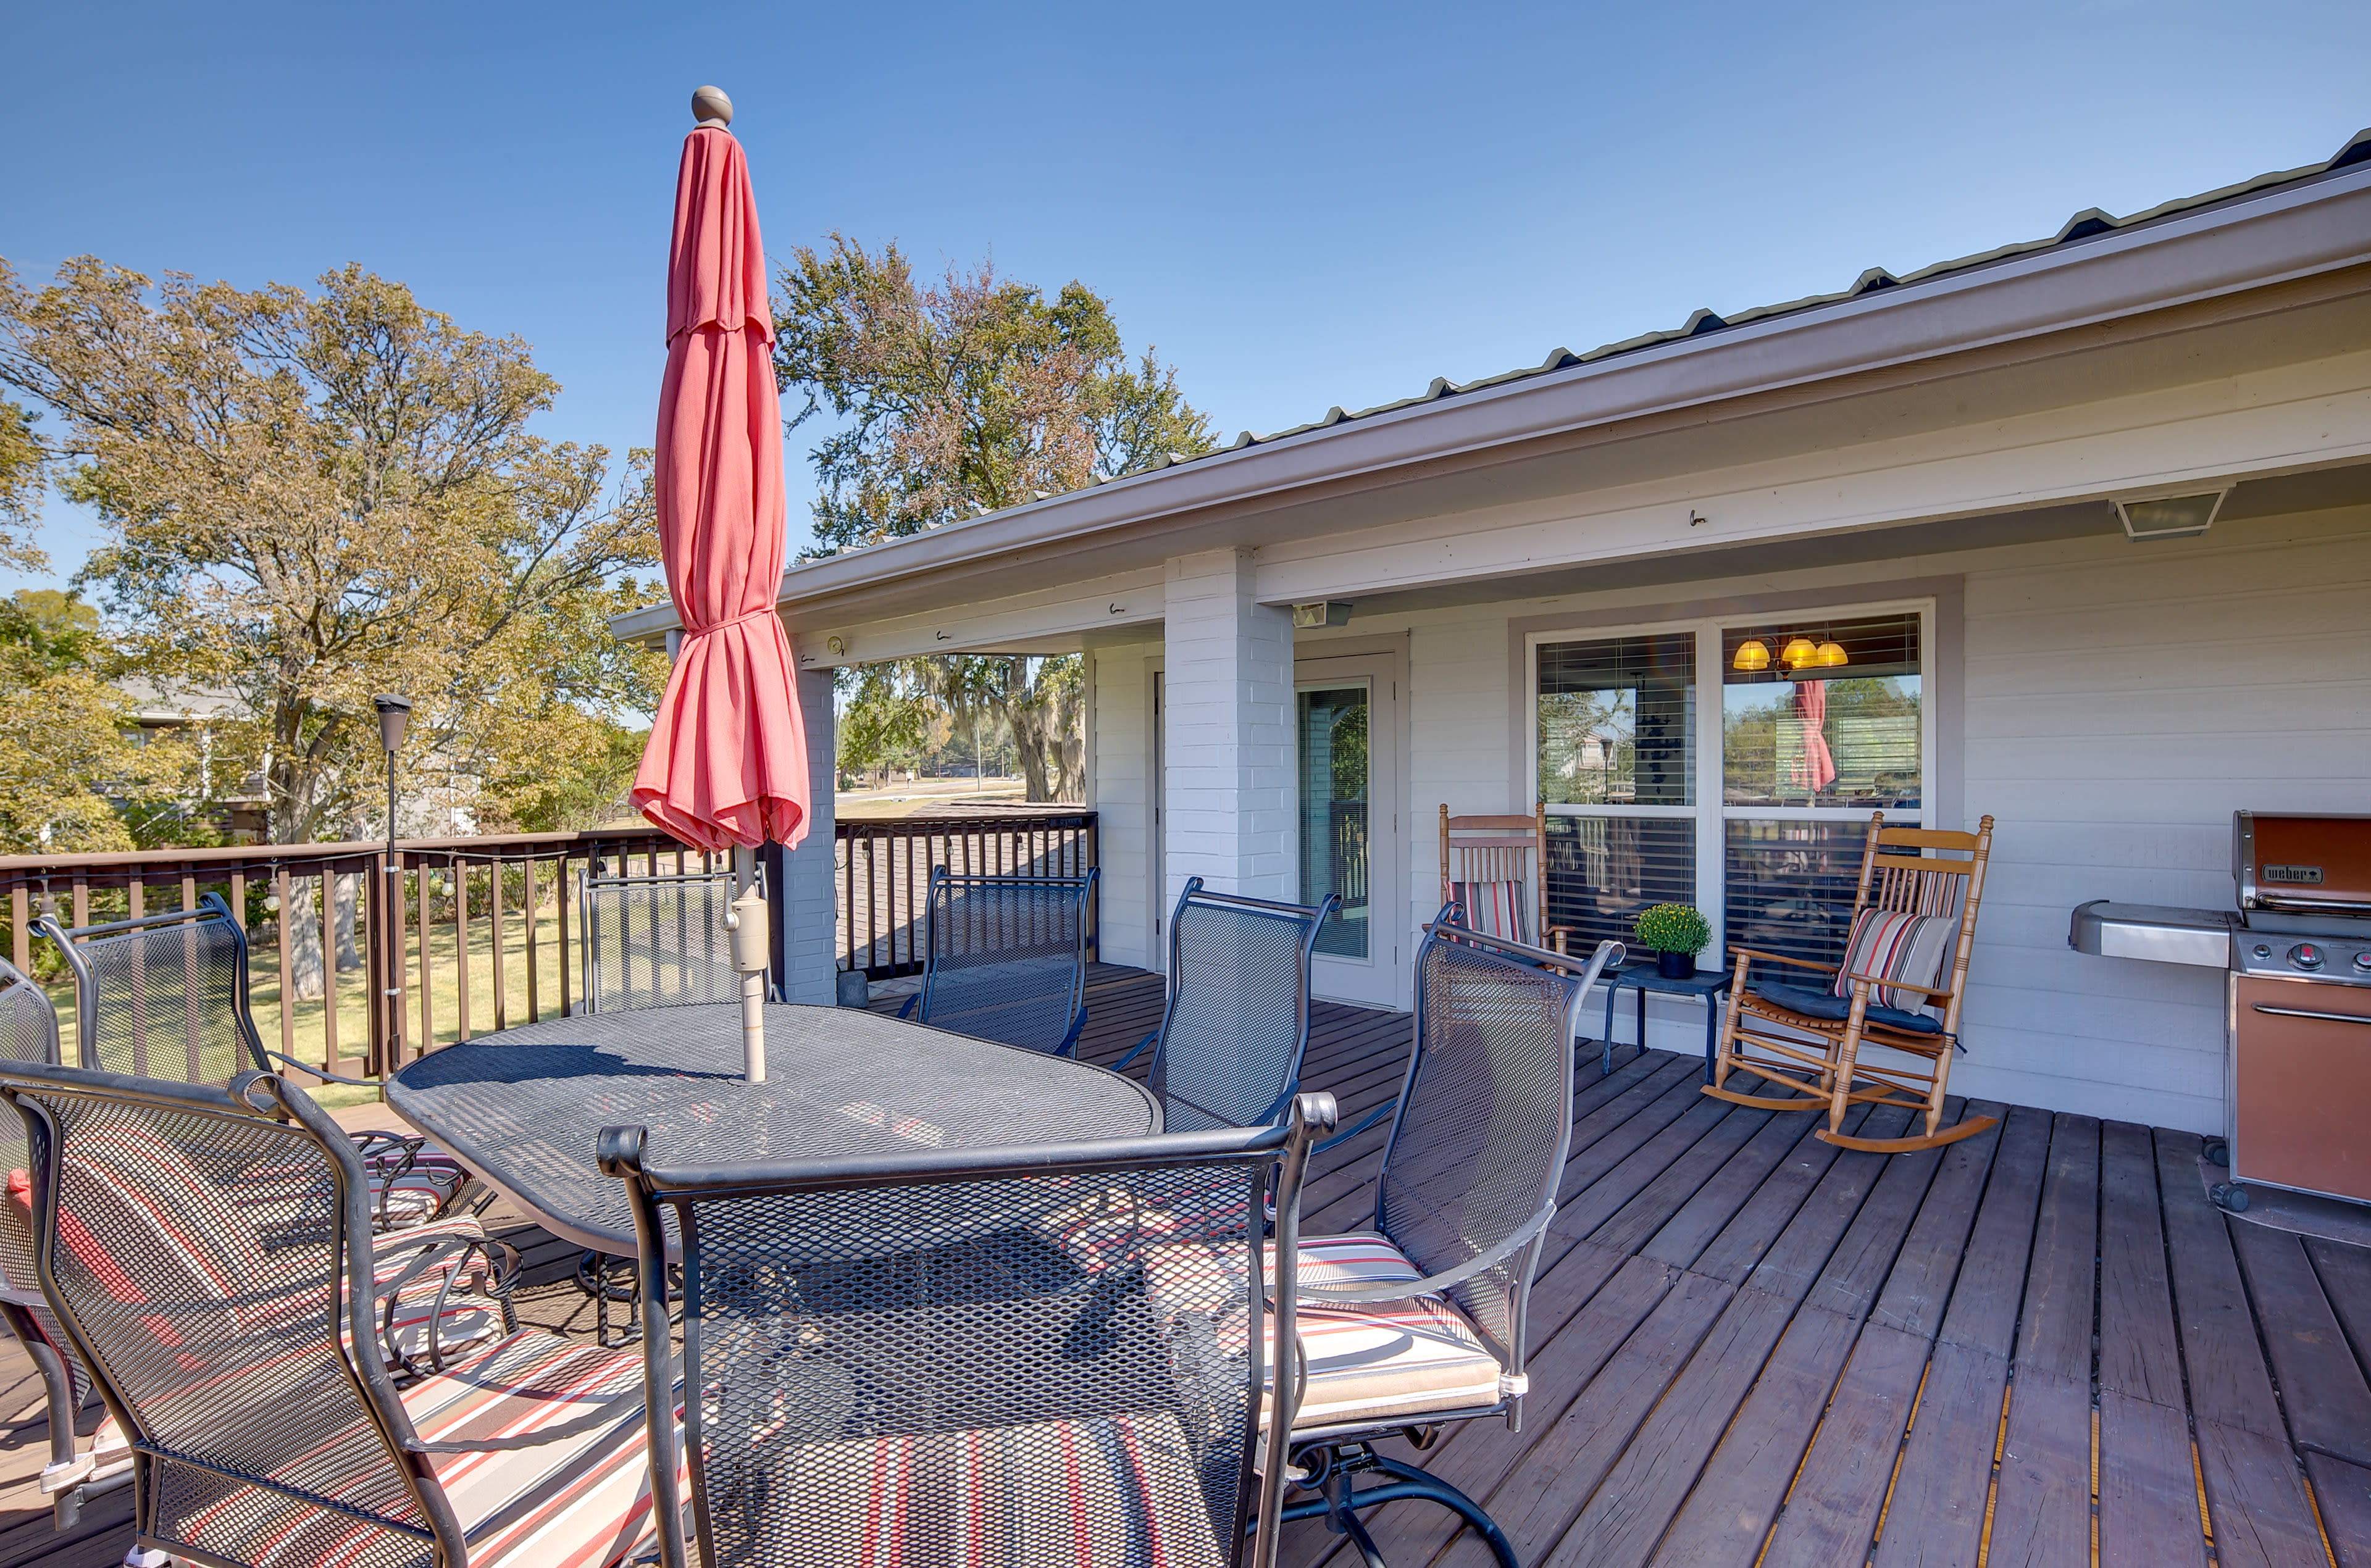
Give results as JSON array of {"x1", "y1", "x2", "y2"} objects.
[
  {"x1": 1150, "y1": 880, "x2": 1337, "y2": 1133},
  {"x1": 915, "y1": 869, "x2": 1097, "y2": 1056},
  {"x1": 35, "y1": 894, "x2": 263, "y2": 1085},
  {"x1": 0, "y1": 961, "x2": 83, "y2": 1396},
  {"x1": 0, "y1": 1062, "x2": 451, "y2": 1567},
  {"x1": 1374, "y1": 925, "x2": 1611, "y2": 1369},
  {"x1": 581, "y1": 867, "x2": 744, "y2": 1014},
  {"x1": 603, "y1": 1105, "x2": 1329, "y2": 1568}
]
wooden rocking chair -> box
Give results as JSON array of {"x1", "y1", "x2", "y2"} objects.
[
  {"x1": 1705, "y1": 812, "x2": 1996, "y2": 1153},
  {"x1": 1442, "y1": 801, "x2": 1579, "y2": 954}
]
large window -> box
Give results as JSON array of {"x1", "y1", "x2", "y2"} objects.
[{"x1": 1533, "y1": 604, "x2": 1929, "y2": 968}]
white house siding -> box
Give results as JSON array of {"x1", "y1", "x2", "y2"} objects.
[{"x1": 1085, "y1": 499, "x2": 2369, "y2": 1131}]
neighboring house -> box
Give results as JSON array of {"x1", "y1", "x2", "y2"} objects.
[
  {"x1": 115, "y1": 680, "x2": 480, "y2": 841},
  {"x1": 617, "y1": 129, "x2": 2371, "y2": 1134}
]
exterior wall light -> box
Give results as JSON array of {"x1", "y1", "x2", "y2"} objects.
[
  {"x1": 2112, "y1": 485, "x2": 2230, "y2": 541},
  {"x1": 1292, "y1": 601, "x2": 1355, "y2": 629}
]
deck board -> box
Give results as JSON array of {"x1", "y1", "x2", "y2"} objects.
[{"x1": 7, "y1": 963, "x2": 2370, "y2": 1567}]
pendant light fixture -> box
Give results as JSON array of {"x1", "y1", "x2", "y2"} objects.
[
  {"x1": 1732, "y1": 639, "x2": 1770, "y2": 672},
  {"x1": 1780, "y1": 636, "x2": 1818, "y2": 670},
  {"x1": 1814, "y1": 640, "x2": 1849, "y2": 668}
]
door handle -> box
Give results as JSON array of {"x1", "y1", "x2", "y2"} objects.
[{"x1": 2252, "y1": 1003, "x2": 2371, "y2": 1027}]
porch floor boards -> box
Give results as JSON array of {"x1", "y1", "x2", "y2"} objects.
[{"x1": 4, "y1": 964, "x2": 2365, "y2": 1566}]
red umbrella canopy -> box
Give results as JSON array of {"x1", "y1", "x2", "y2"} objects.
[{"x1": 631, "y1": 117, "x2": 810, "y2": 853}]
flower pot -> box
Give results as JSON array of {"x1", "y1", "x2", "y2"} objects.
[{"x1": 1655, "y1": 949, "x2": 1696, "y2": 980}]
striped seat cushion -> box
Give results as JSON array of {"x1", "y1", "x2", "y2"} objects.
[
  {"x1": 1450, "y1": 880, "x2": 1529, "y2": 945},
  {"x1": 1148, "y1": 1232, "x2": 1505, "y2": 1433},
  {"x1": 1831, "y1": 908, "x2": 1954, "y2": 1014},
  {"x1": 130, "y1": 1330, "x2": 677, "y2": 1568},
  {"x1": 774, "y1": 1412, "x2": 1224, "y2": 1567}
]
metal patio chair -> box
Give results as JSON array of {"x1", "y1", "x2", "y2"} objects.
[
  {"x1": 599, "y1": 1093, "x2": 1336, "y2": 1568},
  {"x1": 1114, "y1": 877, "x2": 1340, "y2": 1133},
  {"x1": 1705, "y1": 812, "x2": 1997, "y2": 1153},
  {"x1": 579, "y1": 864, "x2": 753, "y2": 1014},
  {"x1": 0, "y1": 957, "x2": 130, "y2": 1530},
  {"x1": 0, "y1": 1059, "x2": 661, "y2": 1568},
  {"x1": 1271, "y1": 920, "x2": 1621, "y2": 1567},
  {"x1": 32, "y1": 893, "x2": 472, "y2": 1231},
  {"x1": 895, "y1": 867, "x2": 1099, "y2": 1056}
]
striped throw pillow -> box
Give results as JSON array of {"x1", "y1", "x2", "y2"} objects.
[
  {"x1": 1450, "y1": 881, "x2": 1529, "y2": 944},
  {"x1": 1833, "y1": 909, "x2": 1954, "y2": 1014}
]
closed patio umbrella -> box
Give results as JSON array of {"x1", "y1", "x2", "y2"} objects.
[
  {"x1": 1789, "y1": 677, "x2": 1838, "y2": 794},
  {"x1": 630, "y1": 86, "x2": 808, "y2": 1078}
]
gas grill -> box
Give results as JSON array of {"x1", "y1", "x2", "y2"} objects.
[{"x1": 2072, "y1": 811, "x2": 2371, "y2": 1212}]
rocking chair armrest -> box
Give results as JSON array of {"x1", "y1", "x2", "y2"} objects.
[
  {"x1": 1543, "y1": 924, "x2": 1577, "y2": 956},
  {"x1": 1839, "y1": 969, "x2": 1956, "y2": 1001},
  {"x1": 1728, "y1": 947, "x2": 1838, "y2": 974}
]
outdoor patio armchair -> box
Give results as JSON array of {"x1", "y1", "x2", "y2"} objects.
[
  {"x1": 579, "y1": 864, "x2": 756, "y2": 1014},
  {"x1": 599, "y1": 1093, "x2": 1336, "y2": 1568},
  {"x1": 894, "y1": 866, "x2": 1100, "y2": 1056},
  {"x1": 0, "y1": 1058, "x2": 672, "y2": 1568},
  {"x1": 32, "y1": 893, "x2": 473, "y2": 1230},
  {"x1": 1266, "y1": 919, "x2": 1620, "y2": 1568},
  {"x1": 1114, "y1": 877, "x2": 1340, "y2": 1133},
  {"x1": 1706, "y1": 811, "x2": 1997, "y2": 1153}
]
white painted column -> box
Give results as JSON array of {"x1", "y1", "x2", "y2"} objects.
[
  {"x1": 1161, "y1": 549, "x2": 1296, "y2": 912},
  {"x1": 767, "y1": 664, "x2": 840, "y2": 1004}
]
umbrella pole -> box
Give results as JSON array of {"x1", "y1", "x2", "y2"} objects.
[{"x1": 728, "y1": 843, "x2": 769, "y2": 1081}]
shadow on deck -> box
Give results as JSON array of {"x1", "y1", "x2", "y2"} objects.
[{"x1": 6, "y1": 963, "x2": 2366, "y2": 1566}]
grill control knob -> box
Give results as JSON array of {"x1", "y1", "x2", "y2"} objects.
[
  {"x1": 2253, "y1": 945, "x2": 2273, "y2": 959},
  {"x1": 2289, "y1": 943, "x2": 2325, "y2": 971},
  {"x1": 2354, "y1": 951, "x2": 2371, "y2": 974}
]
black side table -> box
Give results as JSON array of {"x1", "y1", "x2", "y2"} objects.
[{"x1": 1595, "y1": 962, "x2": 1734, "y2": 1083}]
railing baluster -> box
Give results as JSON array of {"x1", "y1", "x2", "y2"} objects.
[
  {"x1": 491, "y1": 857, "x2": 508, "y2": 1032},
  {"x1": 416, "y1": 856, "x2": 433, "y2": 1053},
  {"x1": 454, "y1": 856, "x2": 471, "y2": 1043},
  {"x1": 320, "y1": 867, "x2": 340, "y2": 1075},
  {"x1": 9, "y1": 883, "x2": 26, "y2": 974},
  {"x1": 557, "y1": 851, "x2": 572, "y2": 1018},
  {"x1": 525, "y1": 856, "x2": 540, "y2": 1023}
]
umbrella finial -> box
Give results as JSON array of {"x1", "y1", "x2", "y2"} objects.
[{"x1": 691, "y1": 85, "x2": 734, "y2": 129}]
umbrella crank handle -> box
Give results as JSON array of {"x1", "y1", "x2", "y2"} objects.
[{"x1": 726, "y1": 886, "x2": 771, "y2": 1082}]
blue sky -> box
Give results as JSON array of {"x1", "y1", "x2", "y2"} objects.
[{"x1": 3, "y1": 0, "x2": 2364, "y2": 591}]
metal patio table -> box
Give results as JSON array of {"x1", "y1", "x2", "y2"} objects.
[
  {"x1": 385, "y1": 1002, "x2": 1160, "y2": 1257},
  {"x1": 1595, "y1": 962, "x2": 1734, "y2": 1083}
]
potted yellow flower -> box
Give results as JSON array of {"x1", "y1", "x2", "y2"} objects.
[{"x1": 1633, "y1": 903, "x2": 1712, "y2": 979}]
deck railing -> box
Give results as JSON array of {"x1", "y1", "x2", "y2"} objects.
[
  {"x1": 836, "y1": 808, "x2": 1098, "y2": 979},
  {"x1": 1, "y1": 828, "x2": 716, "y2": 1080},
  {"x1": 1, "y1": 806, "x2": 1103, "y2": 1071}
]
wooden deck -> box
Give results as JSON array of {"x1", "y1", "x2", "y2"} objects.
[{"x1": 4, "y1": 964, "x2": 2366, "y2": 1566}]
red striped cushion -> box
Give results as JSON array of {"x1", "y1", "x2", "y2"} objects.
[
  {"x1": 774, "y1": 1412, "x2": 1225, "y2": 1566},
  {"x1": 1833, "y1": 909, "x2": 1954, "y2": 1013},
  {"x1": 1450, "y1": 880, "x2": 1529, "y2": 944},
  {"x1": 1147, "y1": 1232, "x2": 1505, "y2": 1433},
  {"x1": 136, "y1": 1330, "x2": 679, "y2": 1568}
]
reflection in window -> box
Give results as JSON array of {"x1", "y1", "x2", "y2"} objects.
[
  {"x1": 1545, "y1": 815, "x2": 1696, "y2": 957},
  {"x1": 1537, "y1": 633, "x2": 1695, "y2": 806},
  {"x1": 1726, "y1": 819, "x2": 1873, "y2": 969},
  {"x1": 1298, "y1": 686, "x2": 1369, "y2": 959},
  {"x1": 1722, "y1": 614, "x2": 1920, "y2": 809}
]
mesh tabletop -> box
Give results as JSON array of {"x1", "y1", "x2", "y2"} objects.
[{"x1": 387, "y1": 1003, "x2": 1159, "y2": 1255}]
